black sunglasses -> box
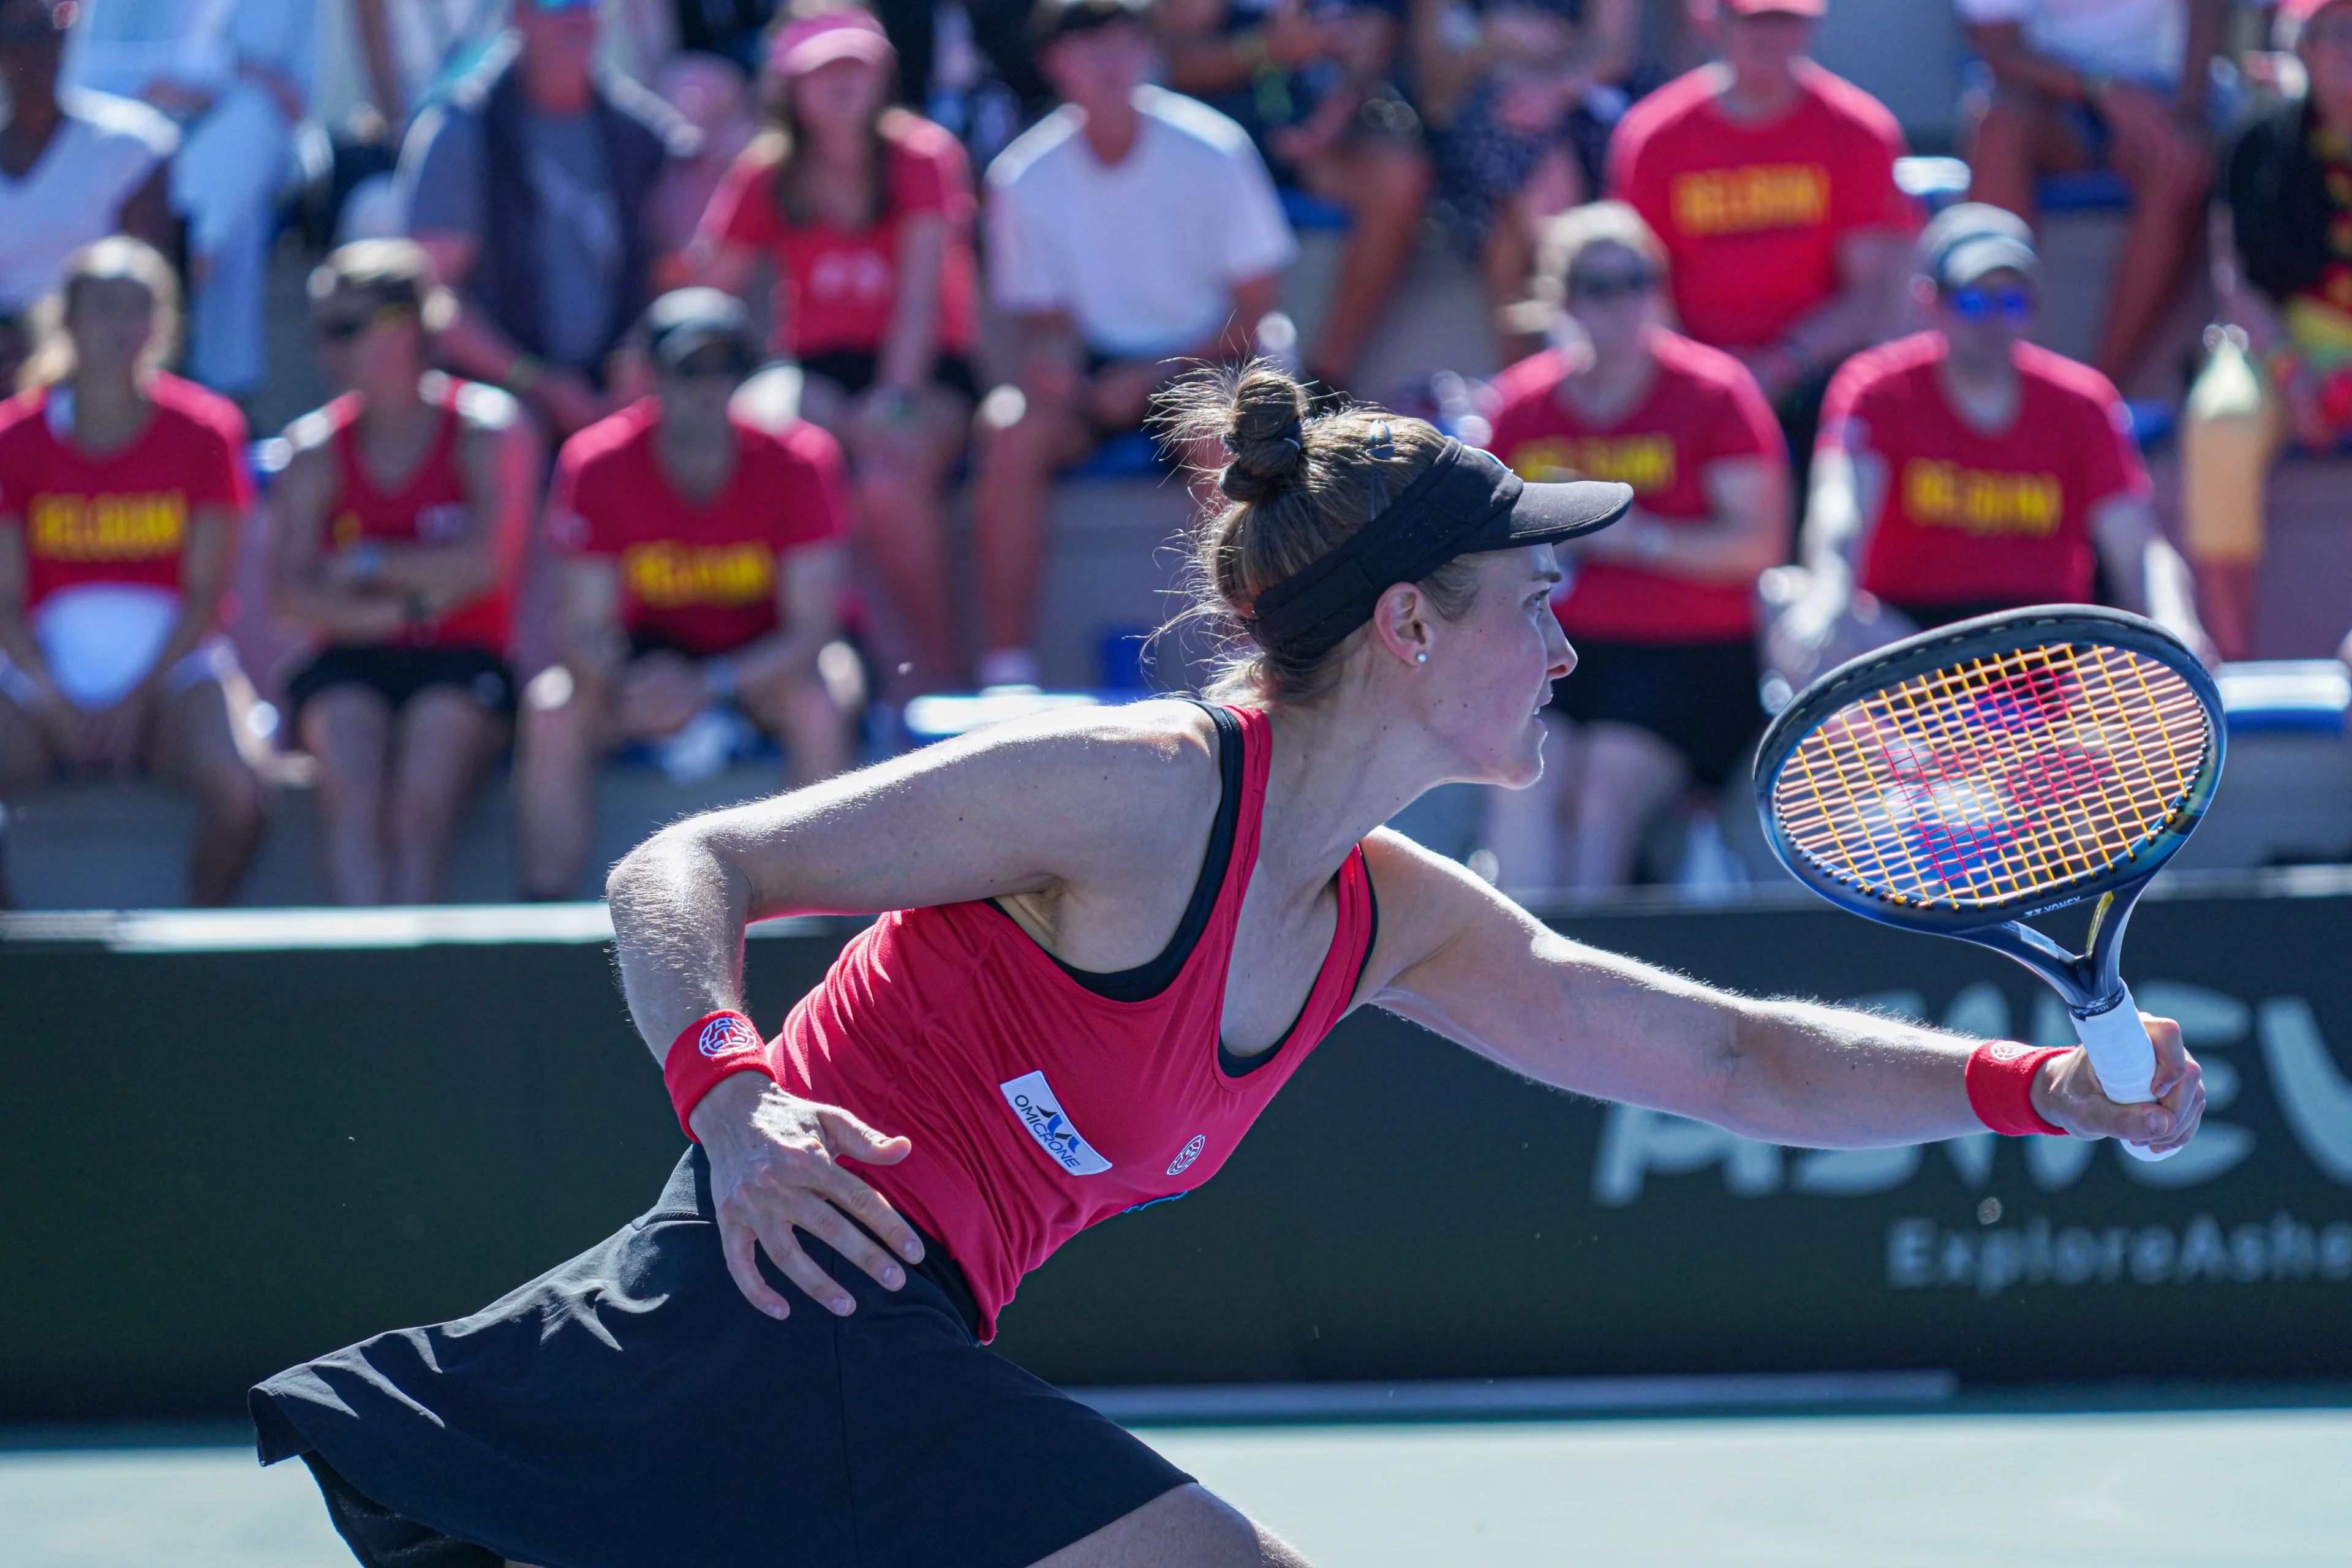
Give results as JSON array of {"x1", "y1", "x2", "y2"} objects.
[
  {"x1": 1568, "y1": 266, "x2": 1659, "y2": 302},
  {"x1": 315, "y1": 302, "x2": 415, "y2": 342}
]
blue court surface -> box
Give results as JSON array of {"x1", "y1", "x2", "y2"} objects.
[{"x1": 5, "y1": 1387, "x2": 2348, "y2": 1567}]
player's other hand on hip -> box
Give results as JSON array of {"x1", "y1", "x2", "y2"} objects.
[
  {"x1": 2030, "y1": 1014, "x2": 2206, "y2": 1155},
  {"x1": 688, "y1": 1073, "x2": 925, "y2": 1321}
]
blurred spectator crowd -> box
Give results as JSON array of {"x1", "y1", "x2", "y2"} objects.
[{"x1": 0, "y1": 0, "x2": 2346, "y2": 910}]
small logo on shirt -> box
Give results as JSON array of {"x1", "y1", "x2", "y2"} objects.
[
  {"x1": 999, "y1": 1070, "x2": 1112, "y2": 1176},
  {"x1": 1166, "y1": 1134, "x2": 1207, "y2": 1177},
  {"x1": 698, "y1": 1016, "x2": 762, "y2": 1057}
]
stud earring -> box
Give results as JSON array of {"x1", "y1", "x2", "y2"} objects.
[{"x1": 1415, "y1": 651, "x2": 1428, "y2": 665}]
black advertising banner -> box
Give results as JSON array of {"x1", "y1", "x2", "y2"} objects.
[{"x1": 3, "y1": 877, "x2": 2350, "y2": 1422}]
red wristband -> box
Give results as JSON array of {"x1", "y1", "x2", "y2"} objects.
[
  {"x1": 1965, "y1": 1040, "x2": 2070, "y2": 1137},
  {"x1": 663, "y1": 1009, "x2": 775, "y2": 1140}
]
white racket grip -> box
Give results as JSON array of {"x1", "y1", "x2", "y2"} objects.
[{"x1": 2070, "y1": 988, "x2": 2177, "y2": 1163}]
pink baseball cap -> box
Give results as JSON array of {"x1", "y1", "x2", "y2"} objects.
[
  {"x1": 767, "y1": 9, "x2": 894, "y2": 78},
  {"x1": 1718, "y1": 0, "x2": 1826, "y2": 16}
]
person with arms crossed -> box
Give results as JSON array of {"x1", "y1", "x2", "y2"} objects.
[
  {"x1": 1958, "y1": 0, "x2": 2230, "y2": 388},
  {"x1": 514, "y1": 289, "x2": 855, "y2": 903},
  {"x1": 974, "y1": 0, "x2": 1297, "y2": 690},
  {"x1": 1480, "y1": 201, "x2": 1789, "y2": 895},
  {"x1": 1771, "y1": 203, "x2": 2212, "y2": 692},
  {"x1": 1605, "y1": 0, "x2": 1910, "y2": 473},
  {"x1": 252, "y1": 361, "x2": 2205, "y2": 1568},
  {"x1": 0, "y1": 238, "x2": 263, "y2": 907},
  {"x1": 395, "y1": 0, "x2": 699, "y2": 445},
  {"x1": 693, "y1": 7, "x2": 984, "y2": 693},
  {"x1": 270, "y1": 242, "x2": 537, "y2": 908}
]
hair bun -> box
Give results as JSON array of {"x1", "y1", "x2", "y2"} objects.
[{"x1": 1217, "y1": 368, "x2": 1311, "y2": 503}]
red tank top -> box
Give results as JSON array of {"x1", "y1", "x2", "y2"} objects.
[
  {"x1": 324, "y1": 386, "x2": 509, "y2": 652},
  {"x1": 773, "y1": 703, "x2": 1377, "y2": 1340}
]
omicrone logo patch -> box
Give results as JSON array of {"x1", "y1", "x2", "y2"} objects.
[
  {"x1": 698, "y1": 1015, "x2": 763, "y2": 1057},
  {"x1": 998, "y1": 1070, "x2": 1112, "y2": 1175}
]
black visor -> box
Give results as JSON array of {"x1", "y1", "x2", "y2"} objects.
[{"x1": 1246, "y1": 439, "x2": 1632, "y2": 662}]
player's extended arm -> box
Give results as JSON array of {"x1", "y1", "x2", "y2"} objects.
[{"x1": 1360, "y1": 830, "x2": 2203, "y2": 1151}]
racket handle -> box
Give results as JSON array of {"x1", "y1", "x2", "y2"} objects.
[{"x1": 2070, "y1": 988, "x2": 2177, "y2": 1163}]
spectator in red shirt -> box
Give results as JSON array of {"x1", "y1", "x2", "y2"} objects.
[
  {"x1": 1605, "y1": 0, "x2": 1910, "y2": 469},
  {"x1": 695, "y1": 8, "x2": 981, "y2": 692},
  {"x1": 515, "y1": 290, "x2": 855, "y2": 900},
  {"x1": 1479, "y1": 201, "x2": 1789, "y2": 893},
  {"x1": 0, "y1": 238, "x2": 263, "y2": 906},
  {"x1": 1770, "y1": 203, "x2": 2211, "y2": 689},
  {"x1": 269, "y1": 241, "x2": 538, "y2": 907}
]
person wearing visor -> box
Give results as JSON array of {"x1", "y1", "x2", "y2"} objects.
[
  {"x1": 270, "y1": 240, "x2": 537, "y2": 908},
  {"x1": 694, "y1": 7, "x2": 982, "y2": 693},
  {"x1": 515, "y1": 290, "x2": 854, "y2": 902},
  {"x1": 252, "y1": 362, "x2": 2206, "y2": 1567},
  {"x1": 1772, "y1": 203, "x2": 2211, "y2": 690},
  {"x1": 1481, "y1": 201, "x2": 1789, "y2": 895}
]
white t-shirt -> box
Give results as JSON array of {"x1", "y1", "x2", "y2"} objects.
[
  {"x1": 0, "y1": 90, "x2": 178, "y2": 312},
  {"x1": 987, "y1": 85, "x2": 1297, "y2": 360},
  {"x1": 1954, "y1": 0, "x2": 2185, "y2": 88}
]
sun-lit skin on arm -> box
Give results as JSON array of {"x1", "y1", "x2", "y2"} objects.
[{"x1": 1356, "y1": 829, "x2": 2203, "y2": 1153}]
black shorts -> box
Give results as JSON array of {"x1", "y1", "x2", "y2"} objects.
[
  {"x1": 250, "y1": 1147, "x2": 1193, "y2": 1568},
  {"x1": 799, "y1": 347, "x2": 982, "y2": 408},
  {"x1": 286, "y1": 646, "x2": 516, "y2": 724},
  {"x1": 1553, "y1": 635, "x2": 1763, "y2": 788}
]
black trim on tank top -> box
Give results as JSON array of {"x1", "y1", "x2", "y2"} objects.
[
  {"x1": 1216, "y1": 853, "x2": 1380, "y2": 1080},
  {"x1": 992, "y1": 699, "x2": 1245, "y2": 1003}
]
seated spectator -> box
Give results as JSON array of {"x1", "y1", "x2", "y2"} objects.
[
  {"x1": 2179, "y1": 0, "x2": 2352, "y2": 662},
  {"x1": 0, "y1": 0, "x2": 175, "y2": 375},
  {"x1": 976, "y1": 0, "x2": 1295, "y2": 688},
  {"x1": 0, "y1": 238, "x2": 263, "y2": 906},
  {"x1": 1158, "y1": 0, "x2": 1431, "y2": 392},
  {"x1": 1414, "y1": 0, "x2": 1637, "y2": 345},
  {"x1": 648, "y1": 51, "x2": 760, "y2": 287},
  {"x1": 1770, "y1": 204, "x2": 2212, "y2": 692},
  {"x1": 268, "y1": 243, "x2": 535, "y2": 907},
  {"x1": 65, "y1": 0, "x2": 316, "y2": 402},
  {"x1": 1606, "y1": 0, "x2": 1910, "y2": 475},
  {"x1": 695, "y1": 8, "x2": 980, "y2": 691},
  {"x1": 396, "y1": 0, "x2": 701, "y2": 445},
  {"x1": 516, "y1": 290, "x2": 854, "y2": 900},
  {"x1": 1479, "y1": 202, "x2": 1789, "y2": 894},
  {"x1": 1959, "y1": 0, "x2": 2228, "y2": 388}
]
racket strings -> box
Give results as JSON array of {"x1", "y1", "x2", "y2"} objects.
[{"x1": 1771, "y1": 642, "x2": 2210, "y2": 909}]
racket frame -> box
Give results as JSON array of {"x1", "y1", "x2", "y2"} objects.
[{"x1": 1753, "y1": 606, "x2": 2225, "y2": 1099}]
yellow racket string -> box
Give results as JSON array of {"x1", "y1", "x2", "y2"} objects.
[{"x1": 1771, "y1": 643, "x2": 2211, "y2": 910}]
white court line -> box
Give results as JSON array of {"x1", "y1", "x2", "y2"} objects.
[{"x1": 1071, "y1": 1370, "x2": 1958, "y2": 1425}]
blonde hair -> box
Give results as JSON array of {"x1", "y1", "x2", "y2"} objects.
[
  {"x1": 18, "y1": 236, "x2": 182, "y2": 391},
  {"x1": 307, "y1": 238, "x2": 458, "y2": 334},
  {"x1": 1152, "y1": 363, "x2": 1482, "y2": 704},
  {"x1": 1531, "y1": 200, "x2": 1668, "y2": 311}
]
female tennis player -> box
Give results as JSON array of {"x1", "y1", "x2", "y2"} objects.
[{"x1": 252, "y1": 364, "x2": 2206, "y2": 1568}]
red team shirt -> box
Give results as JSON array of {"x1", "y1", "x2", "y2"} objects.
[
  {"x1": 0, "y1": 374, "x2": 249, "y2": 614},
  {"x1": 1607, "y1": 62, "x2": 1910, "y2": 351},
  {"x1": 1487, "y1": 331, "x2": 1783, "y2": 643},
  {"x1": 1819, "y1": 332, "x2": 2147, "y2": 611},
  {"x1": 549, "y1": 400, "x2": 850, "y2": 658},
  {"x1": 320, "y1": 383, "x2": 514, "y2": 653},
  {"x1": 700, "y1": 112, "x2": 981, "y2": 362},
  {"x1": 771, "y1": 704, "x2": 1375, "y2": 1339}
]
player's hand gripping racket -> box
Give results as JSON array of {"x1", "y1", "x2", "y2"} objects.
[{"x1": 1754, "y1": 607, "x2": 2225, "y2": 1161}]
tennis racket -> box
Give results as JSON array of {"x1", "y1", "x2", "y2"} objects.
[{"x1": 1753, "y1": 606, "x2": 2225, "y2": 1161}]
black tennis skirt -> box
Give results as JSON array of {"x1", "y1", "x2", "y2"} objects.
[{"x1": 249, "y1": 1147, "x2": 1191, "y2": 1568}]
